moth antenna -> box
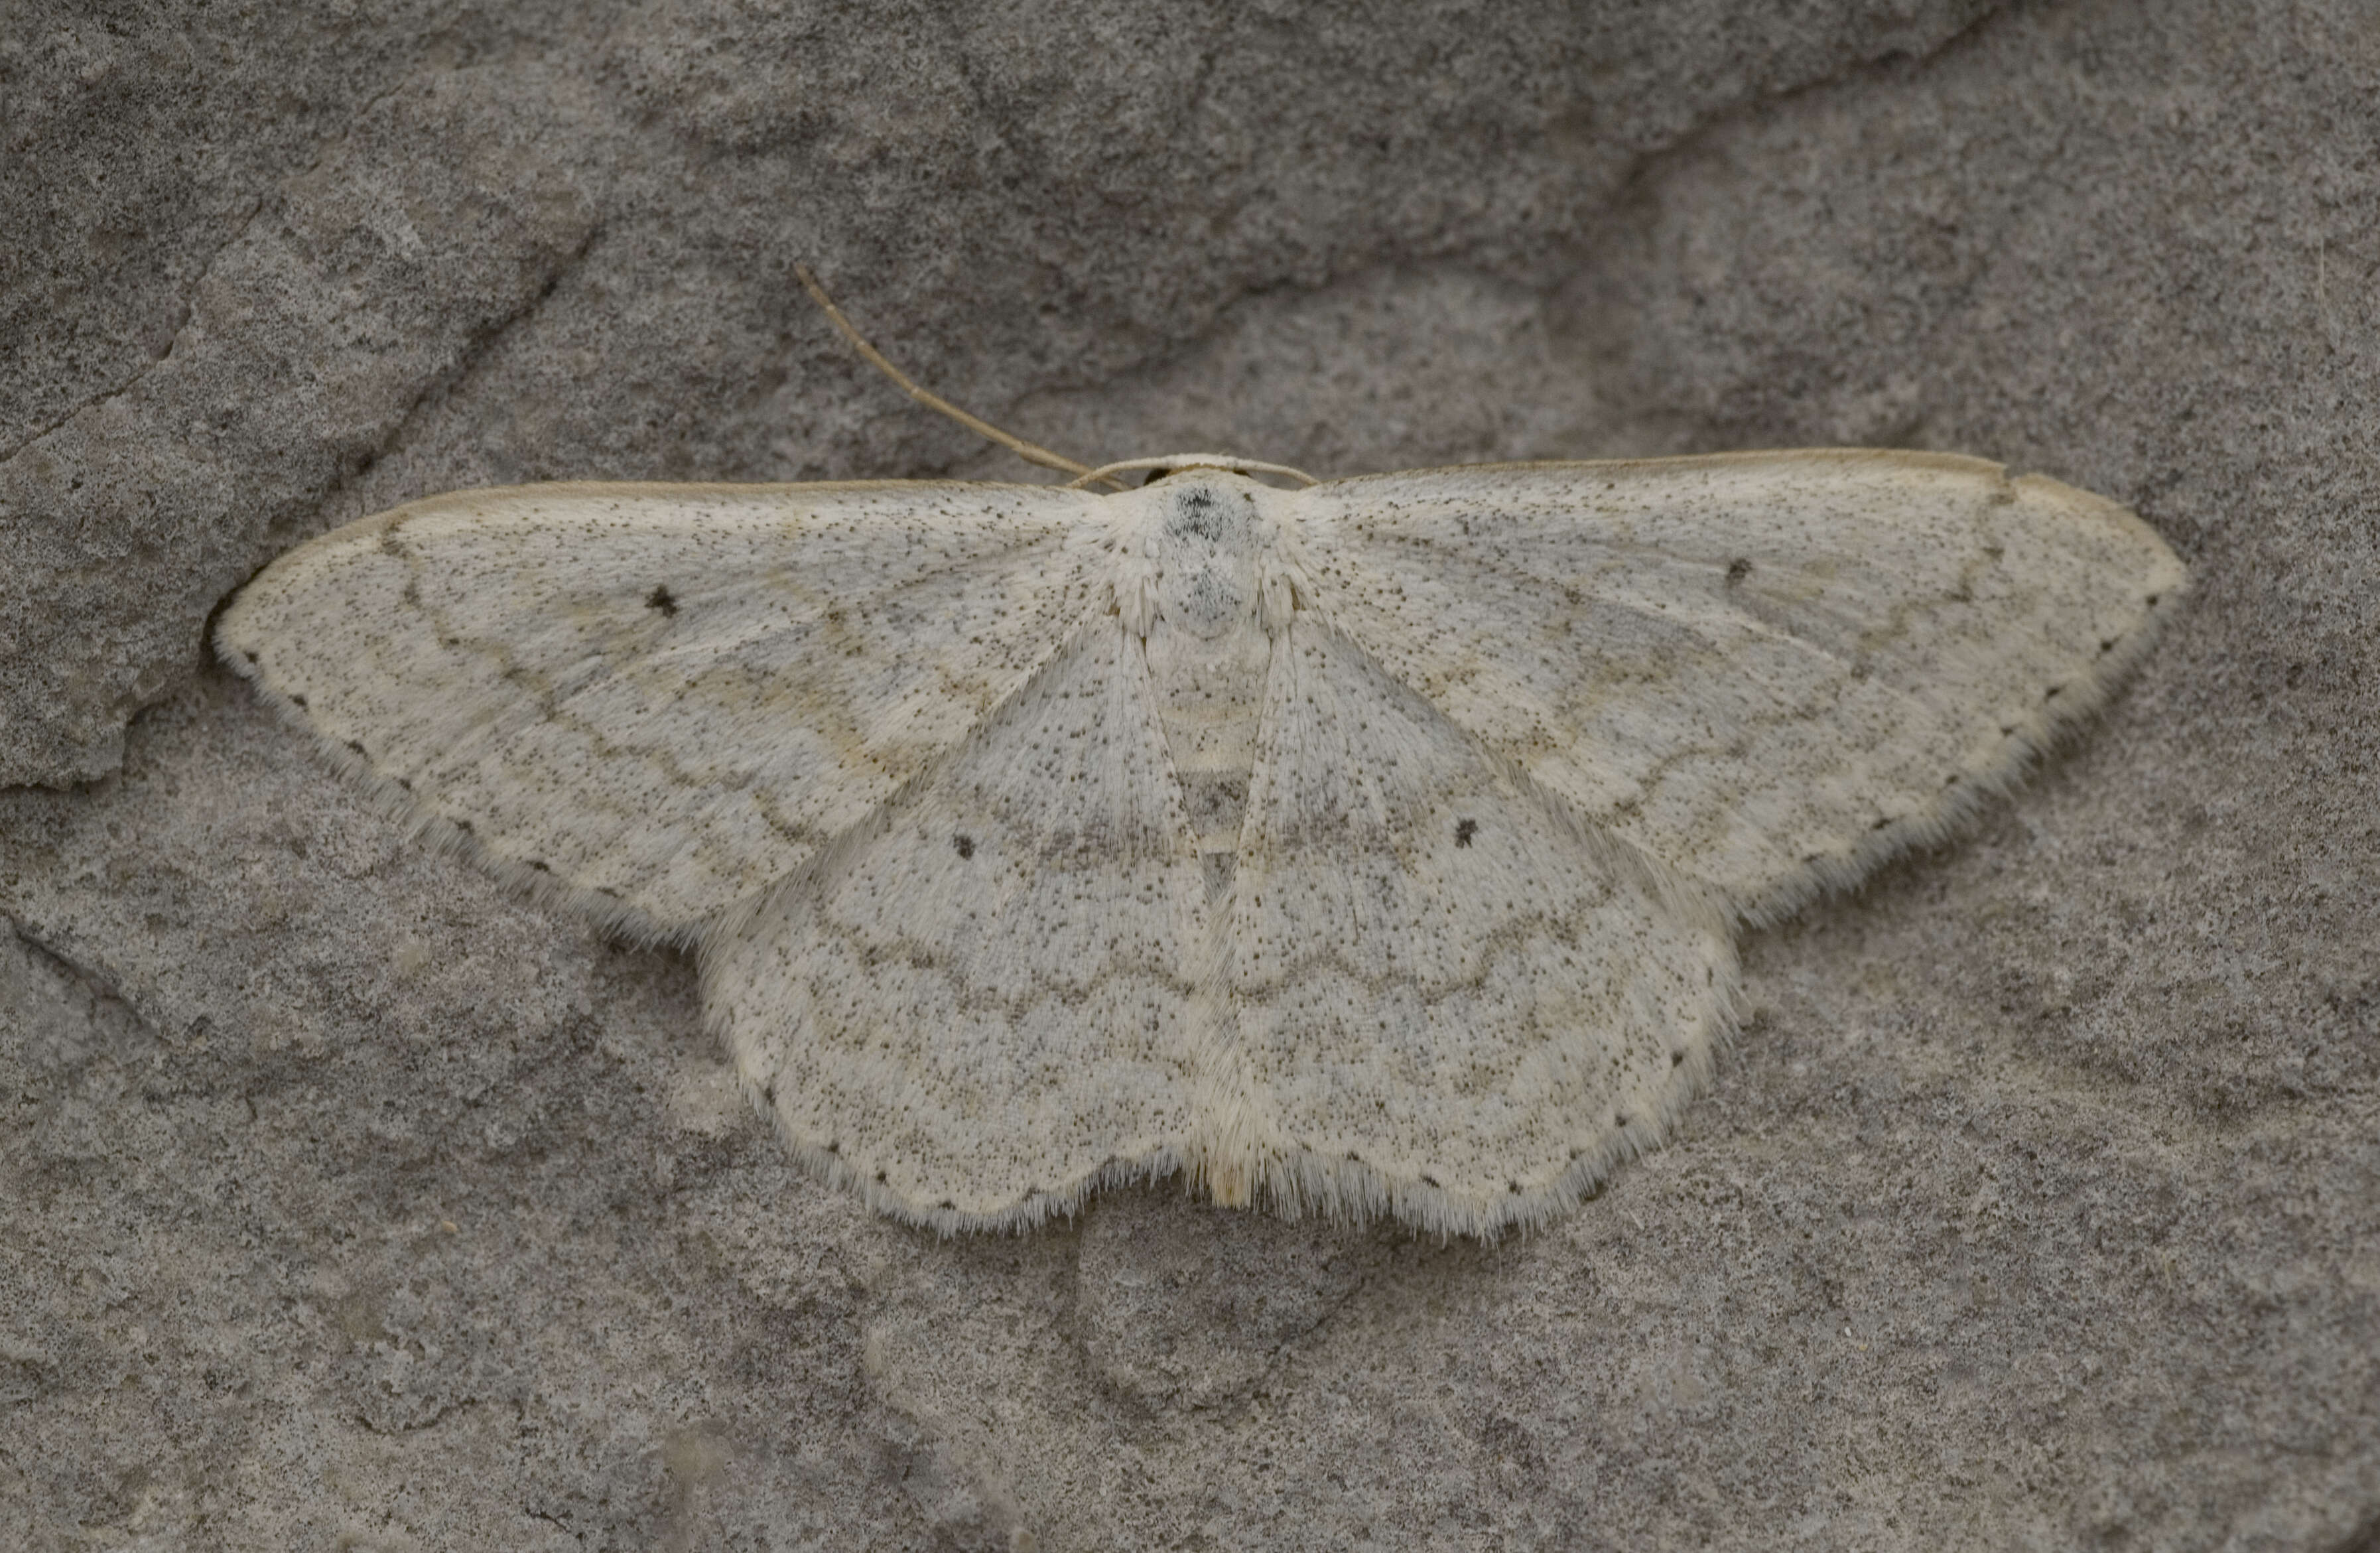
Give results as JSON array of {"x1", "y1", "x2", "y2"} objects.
[
  {"x1": 797, "y1": 265, "x2": 1126, "y2": 490},
  {"x1": 1069, "y1": 454, "x2": 1319, "y2": 489}
]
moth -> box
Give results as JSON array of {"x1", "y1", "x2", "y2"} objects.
[{"x1": 217, "y1": 281, "x2": 2186, "y2": 1237}]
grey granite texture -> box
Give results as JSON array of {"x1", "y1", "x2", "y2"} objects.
[{"x1": 1, "y1": 0, "x2": 2374, "y2": 1547}]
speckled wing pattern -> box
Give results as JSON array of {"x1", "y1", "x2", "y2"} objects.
[
  {"x1": 1291, "y1": 452, "x2": 2188, "y2": 924},
  {"x1": 705, "y1": 614, "x2": 1207, "y2": 1225},
  {"x1": 218, "y1": 481, "x2": 1110, "y2": 942},
  {"x1": 1215, "y1": 618, "x2": 1734, "y2": 1235},
  {"x1": 218, "y1": 450, "x2": 2184, "y2": 1237}
]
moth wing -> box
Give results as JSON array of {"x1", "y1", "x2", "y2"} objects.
[
  {"x1": 706, "y1": 616, "x2": 1206, "y2": 1230},
  {"x1": 1213, "y1": 618, "x2": 1737, "y2": 1237},
  {"x1": 218, "y1": 480, "x2": 1112, "y2": 937},
  {"x1": 1288, "y1": 451, "x2": 2186, "y2": 921}
]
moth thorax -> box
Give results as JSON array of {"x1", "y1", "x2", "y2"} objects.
[
  {"x1": 1151, "y1": 479, "x2": 1269, "y2": 638},
  {"x1": 1134, "y1": 478, "x2": 1274, "y2": 866}
]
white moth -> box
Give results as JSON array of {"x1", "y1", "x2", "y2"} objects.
[{"x1": 218, "y1": 439, "x2": 2184, "y2": 1237}]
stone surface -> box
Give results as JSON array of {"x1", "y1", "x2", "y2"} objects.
[{"x1": 3, "y1": 1, "x2": 2375, "y2": 1548}]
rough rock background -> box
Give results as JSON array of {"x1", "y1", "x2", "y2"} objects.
[{"x1": 3, "y1": 0, "x2": 2374, "y2": 1547}]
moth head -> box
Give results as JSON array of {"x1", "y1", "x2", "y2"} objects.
[
  {"x1": 1158, "y1": 472, "x2": 1262, "y2": 545},
  {"x1": 1139, "y1": 458, "x2": 1249, "y2": 486}
]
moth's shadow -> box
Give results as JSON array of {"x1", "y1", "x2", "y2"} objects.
[{"x1": 1034, "y1": 1179, "x2": 1517, "y2": 1412}]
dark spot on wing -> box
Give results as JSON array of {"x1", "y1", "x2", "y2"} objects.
[
  {"x1": 1671, "y1": 1051, "x2": 1686, "y2": 1067},
  {"x1": 874, "y1": 1170, "x2": 888, "y2": 1183},
  {"x1": 1420, "y1": 1174, "x2": 1441, "y2": 1189},
  {"x1": 243, "y1": 650, "x2": 259, "y2": 664},
  {"x1": 646, "y1": 584, "x2": 679, "y2": 617},
  {"x1": 937, "y1": 1199, "x2": 955, "y2": 1211},
  {"x1": 454, "y1": 819, "x2": 474, "y2": 835},
  {"x1": 527, "y1": 859, "x2": 551, "y2": 873},
  {"x1": 289, "y1": 695, "x2": 307, "y2": 709},
  {"x1": 346, "y1": 739, "x2": 366, "y2": 756},
  {"x1": 825, "y1": 1140, "x2": 839, "y2": 1154},
  {"x1": 1724, "y1": 557, "x2": 1752, "y2": 587},
  {"x1": 953, "y1": 834, "x2": 976, "y2": 859},
  {"x1": 1453, "y1": 817, "x2": 1478, "y2": 848},
  {"x1": 1614, "y1": 1113, "x2": 1629, "y2": 1127},
  {"x1": 1508, "y1": 1181, "x2": 1522, "y2": 1194},
  {"x1": 2044, "y1": 683, "x2": 2064, "y2": 701}
]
